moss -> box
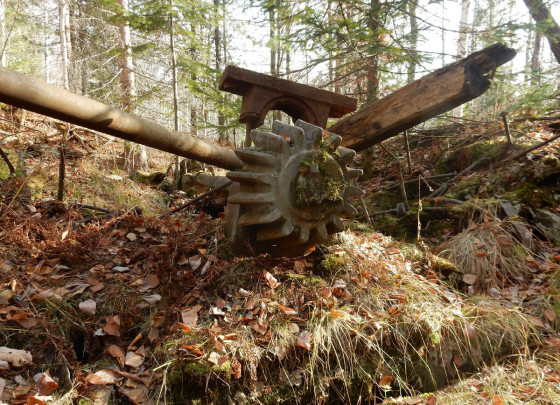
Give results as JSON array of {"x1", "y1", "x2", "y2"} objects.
[
  {"x1": 317, "y1": 254, "x2": 346, "y2": 276},
  {"x1": 293, "y1": 147, "x2": 345, "y2": 212},
  {"x1": 375, "y1": 214, "x2": 399, "y2": 236},
  {"x1": 183, "y1": 360, "x2": 212, "y2": 377},
  {"x1": 435, "y1": 139, "x2": 504, "y2": 174},
  {"x1": 286, "y1": 272, "x2": 326, "y2": 287},
  {"x1": 0, "y1": 158, "x2": 11, "y2": 179},
  {"x1": 367, "y1": 190, "x2": 403, "y2": 211},
  {"x1": 503, "y1": 183, "x2": 557, "y2": 212}
]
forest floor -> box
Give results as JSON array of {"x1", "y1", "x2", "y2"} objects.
[{"x1": 1, "y1": 107, "x2": 560, "y2": 404}]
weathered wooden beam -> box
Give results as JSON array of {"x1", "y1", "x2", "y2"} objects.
[{"x1": 330, "y1": 43, "x2": 516, "y2": 151}]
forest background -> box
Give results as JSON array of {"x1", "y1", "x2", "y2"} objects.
[{"x1": 0, "y1": 0, "x2": 559, "y2": 152}]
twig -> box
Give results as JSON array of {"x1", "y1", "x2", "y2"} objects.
[
  {"x1": 512, "y1": 115, "x2": 560, "y2": 122},
  {"x1": 403, "y1": 130, "x2": 413, "y2": 174},
  {"x1": 0, "y1": 166, "x2": 38, "y2": 218},
  {"x1": 500, "y1": 111, "x2": 512, "y2": 146},
  {"x1": 382, "y1": 172, "x2": 456, "y2": 190},
  {"x1": 0, "y1": 146, "x2": 15, "y2": 175},
  {"x1": 57, "y1": 124, "x2": 69, "y2": 201},
  {"x1": 167, "y1": 180, "x2": 232, "y2": 215},
  {"x1": 73, "y1": 202, "x2": 112, "y2": 214},
  {"x1": 380, "y1": 144, "x2": 408, "y2": 210},
  {"x1": 427, "y1": 155, "x2": 492, "y2": 198},
  {"x1": 427, "y1": 182, "x2": 448, "y2": 198},
  {"x1": 422, "y1": 197, "x2": 464, "y2": 205},
  {"x1": 73, "y1": 213, "x2": 112, "y2": 226},
  {"x1": 507, "y1": 132, "x2": 560, "y2": 161},
  {"x1": 68, "y1": 132, "x2": 92, "y2": 152}
]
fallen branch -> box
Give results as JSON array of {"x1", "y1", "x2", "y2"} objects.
[
  {"x1": 382, "y1": 172, "x2": 456, "y2": 190},
  {"x1": 168, "y1": 180, "x2": 232, "y2": 215},
  {"x1": 507, "y1": 132, "x2": 560, "y2": 161},
  {"x1": 73, "y1": 213, "x2": 112, "y2": 226},
  {"x1": 73, "y1": 202, "x2": 112, "y2": 214}
]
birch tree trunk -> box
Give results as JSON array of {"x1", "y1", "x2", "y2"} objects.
[
  {"x1": 44, "y1": 4, "x2": 50, "y2": 82},
  {"x1": 58, "y1": 0, "x2": 70, "y2": 89},
  {"x1": 214, "y1": 0, "x2": 227, "y2": 144},
  {"x1": 0, "y1": 0, "x2": 6, "y2": 67},
  {"x1": 453, "y1": 0, "x2": 470, "y2": 117},
  {"x1": 116, "y1": 0, "x2": 147, "y2": 171}
]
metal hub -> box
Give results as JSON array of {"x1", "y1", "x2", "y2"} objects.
[{"x1": 227, "y1": 120, "x2": 363, "y2": 255}]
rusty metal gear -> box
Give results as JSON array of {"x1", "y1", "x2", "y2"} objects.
[{"x1": 226, "y1": 120, "x2": 363, "y2": 255}]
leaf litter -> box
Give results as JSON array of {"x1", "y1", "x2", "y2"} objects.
[{"x1": 1, "y1": 113, "x2": 560, "y2": 403}]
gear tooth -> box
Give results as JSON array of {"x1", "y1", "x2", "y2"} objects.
[
  {"x1": 235, "y1": 149, "x2": 278, "y2": 169},
  {"x1": 295, "y1": 130, "x2": 305, "y2": 149},
  {"x1": 331, "y1": 216, "x2": 344, "y2": 232},
  {"x1": 306, "y1": 129, "x2": 322, "y2": 149},
  {"x1": 251, "y1": 129, "x2": 289, "y2": 155},
  {"x1": 238, "y1": 207, "x2": 282, "y2": 226},
  {"x1": 228, "y1": 191, "x2": 275, "y2": 205},
  {"x1": 326, "y1": 134, "x2": 342, "y2": 150},
  {"x1": 227, "y1": 171, "x2": 275, "y2": 185},
  {"x1": 338, "y1": 147, "x2": 356, "y2": 164},
  {"x1": 344, "y1": 204, "x2": 358, "y2": 217},
  {"x1": 295, "y1": 119, "x2": 323, "y2": 147},
  {"x1": 316, "y1": 223, "x2": 329, "y2": 240},
  {"x1": 298, "y1": 225, "x2": 310, "y2": 242},
  {"x1": 345, "y1": 186, "x2": 364, "y2": 198},
  {"x1": 346, "y1": 168, "x2": 363, "y2": 179},
  {"x1": 272, "y1": 120, "x2": 303, "y2": 145},
  {"x1": 256, "y1": 221, "x2": 295, "y2": 242}
]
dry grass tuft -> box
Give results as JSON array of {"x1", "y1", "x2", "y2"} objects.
[{"x1": 436, "y1": 220, "x2": 530, "y2": 290}]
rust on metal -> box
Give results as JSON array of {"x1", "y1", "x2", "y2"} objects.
[
  {"x1": 0, "y1": 66, "x2": 244, "y2": 171},
  {"x1": 219, "y1": 65, "x2": 357, "y2": 146}
]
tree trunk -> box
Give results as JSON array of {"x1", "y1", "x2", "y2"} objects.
[
  {"x1": 366, "y1": 0, "x2": 380, "y2": 102},
  {"x1": 170, "y1": 1, "x2": 179, "y2": 132},
  {"x1": 214, "y1": 0, "x2": 227, "y2": 144},
  {"x1": 453, "y1": 0, "x2": 470, "y2": 117},
  {"x1": 190, "y1": 22, "x2": 198, "y2": 138},
  {"x1": 0, "y1": 0, "x2": 6, "y2": 67},
  {"x1": 58, "y1": 0, "x2": 70, "y2": 90},
  {"x1": 44, "y1": 4, "x2": 50, "y2": 82},
  {"x1": 523, "y1": 0, "x2": 560, "y2": 65},
  {"x1": 116, "y1": 0, "x2": 147, "y2": 171},
  {"x1": 407, "y1": 0, "x2": 418, "y2": 83},
  {"x1": 531, "y1": 30, "x2": 542, "y2": 86}
]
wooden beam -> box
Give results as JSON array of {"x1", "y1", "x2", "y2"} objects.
[{"x1": 329, "y1": 43, "x2": 516, "y2": 151}]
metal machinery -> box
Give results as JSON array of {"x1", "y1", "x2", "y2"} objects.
[{"x1": 0, "y1": 66, "x2": 363, "y2": 255}]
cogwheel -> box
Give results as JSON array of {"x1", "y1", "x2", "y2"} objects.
[{"x1": 226, "y1": 119, "x2": 363, "y2": 256}]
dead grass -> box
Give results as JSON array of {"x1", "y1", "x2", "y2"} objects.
[
  {"x1": 437, "y1": 220, "x2": 530, "y2": 290},
  {"x1": 146, "y1": 230, "x2": 544, "y2": 403}
]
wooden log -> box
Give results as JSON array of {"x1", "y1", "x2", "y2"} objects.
[{"x1": 330, "y1": 43, "x2": 516, "y2": 151}]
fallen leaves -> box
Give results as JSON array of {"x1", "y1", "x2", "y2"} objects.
[
  {"x1": 79, "y1": 299, "x2": 96, "y2": 315},
  {"x1": 36, "y1": 371, "x2": 59, "y2": 396},
  {"x1": 296, "y1": 331, "x2": 312, "y2": 350},
  {"x1": 107, "y1": 345, "x2": 126, "y2": 368},
  {"x1": 263, "y1": 270, "x2": 280, "y2": 289},
  {"x1": 104, "y1": 315, "x2": 121, "y2": 337},
  {"x1": 181, "y1": 305, "x2": 202, "y2": 328},
  {"x1": 85, "y1": 369, "x2": 118, "y2": 385}
]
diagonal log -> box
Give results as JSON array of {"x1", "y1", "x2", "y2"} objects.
[{"x1": 330, "y1": 43, "x2": 516, "y2": 151}]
